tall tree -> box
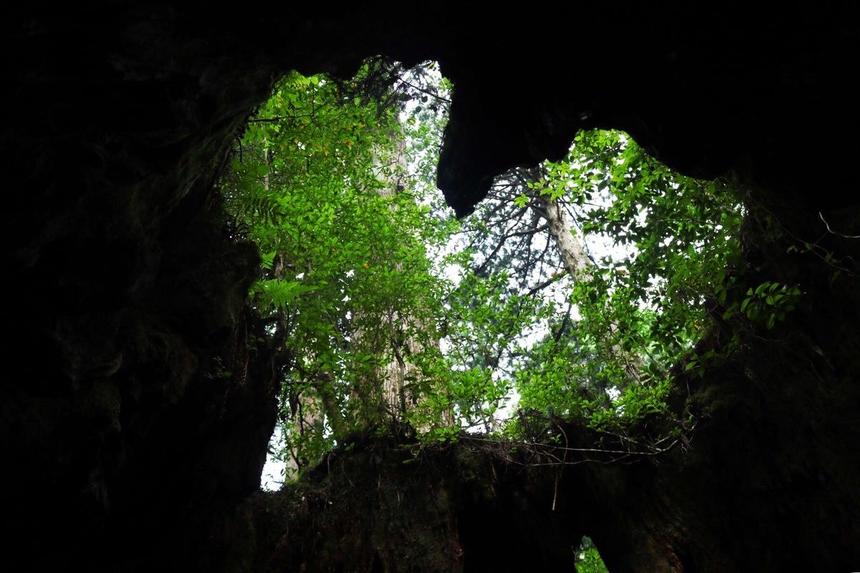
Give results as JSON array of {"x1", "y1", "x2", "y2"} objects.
[
  {"x1": 222, "y1": 67, "x2": 452, "y2": 471},
  {"x1": 223, "y1": 62, "x2": 746, "y2": 473},
  {"x1": 444, "y1": 129, "x2": 743, "y2": 428}
]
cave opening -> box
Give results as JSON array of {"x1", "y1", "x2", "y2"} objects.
[
  {"x1": 210, "y1": 43, "x2": 860, "y2": 569},
  {"x1": 5, "y1": 6, "x2": 860, "y2": 572},
  {"x1": 218, "y1": 58, "x2": 749, "y2": 497}
]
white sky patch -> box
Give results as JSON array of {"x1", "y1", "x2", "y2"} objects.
[{"x1": 260, "y1": 425, "x2": 285, "y2": 491}]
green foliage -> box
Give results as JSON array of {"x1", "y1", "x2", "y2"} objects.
[
  {"x1": 575, "y1": 537, "x2": 609, "y2": 573},
  {"x1": 471, "y1": 129, "x2": 747, "y2": 430},
  {"x1": 225, "y1": 62, "x2": 800, "y2": 481},
  {"x1": 730, "y1": 280, "x2": 803, "y2": 329},
  {"x1": 222, "y1": 67, "x2": 453, "y2": 473}
]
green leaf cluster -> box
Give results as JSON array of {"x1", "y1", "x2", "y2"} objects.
[
  {"x1": 508, "y1": 130, "x2": 746, "y2": 428},
  {"x1": 222, "y1": 62, "x2": 800, "y2": 476},
  {"x1": 222, "y1": 68, "x2": 454, "y2": 472}
]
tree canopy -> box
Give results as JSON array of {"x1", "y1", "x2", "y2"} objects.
[
  {"x1": 220, "y1": 60, "x2": 765, "y2": 479},
  {"x1": 221, "y1": 66, "x2": 455, "y2": 468}
]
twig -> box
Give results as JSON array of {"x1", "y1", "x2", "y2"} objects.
[
  {"x1": 819, "y1": 211, "x2": 860, "y2": 239},
  {"x1": 396, "y1": 77, "x2": 452, "y2": 104}
]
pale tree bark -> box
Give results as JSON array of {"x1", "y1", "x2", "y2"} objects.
[
  {"x1": 371, "y1": 133, "x2": 453, "y2": 426},
  {"x1": 522, "y1": 168, "x2": 644, "y2": 383},
  {"x1": 533, "y1": 193, "x2": 593, "y2": 281}
]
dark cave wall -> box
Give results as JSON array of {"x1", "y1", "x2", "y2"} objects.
[
  {"x1": 2, "y1": 6, "x2": 285, "y2": 570},
  {"x1": 2, "y1": 2, "x2": 860, "y2": 571}
]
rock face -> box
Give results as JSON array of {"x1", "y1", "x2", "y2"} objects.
[{"x1": 2, "y1": 3, "x2": 859, "y2": 571}]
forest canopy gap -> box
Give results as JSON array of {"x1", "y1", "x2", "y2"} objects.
[{"x1": 218, "y1": 58, "x2": 781, "y2": 486}]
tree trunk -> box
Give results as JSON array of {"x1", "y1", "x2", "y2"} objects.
[
  {"x1": 527, "y1": 169, "x2": 644, "y2": 382},
  {"x1": 533, "y1": 193, "x2": 592, "y2": 280},
  {"x1": 368, "y1": 132, "x2": 453, "y2": 426}
]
